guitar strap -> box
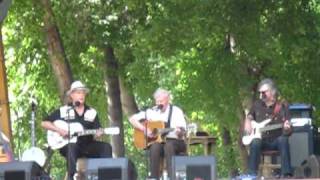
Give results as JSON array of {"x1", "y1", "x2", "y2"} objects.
[
  {"x1": 272, "y1": 101, "x2": 282, "y2": 120},
  {"x1": 165, "y1": 105, "x2": 173, "y2": 128}
]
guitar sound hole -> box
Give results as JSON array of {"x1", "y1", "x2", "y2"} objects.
[{"x1": 152, "y1": 129, "x2": 158, "y2": 135}]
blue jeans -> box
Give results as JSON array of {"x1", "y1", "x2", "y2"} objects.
[{"x1": 248, "y1": 136, "x2": 292, "y2": 175}]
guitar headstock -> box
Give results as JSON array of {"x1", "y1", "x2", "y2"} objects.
[
  {"x1": 187, "y1": 123, "x2": 197, "y2": 136},
  {"x1": 104, "y1": 127, "x2": 120, "y2": 135}
]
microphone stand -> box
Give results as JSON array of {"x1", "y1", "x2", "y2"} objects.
[
  {"x1": 144, "y1": 107, "x2": 149, "y2": 178},
  {"x1": 31, "y1": 102, "x2": 36, "y2": 147},
  {"x1": 66, "y1": 104, "x2": 73, "y2": 180}
]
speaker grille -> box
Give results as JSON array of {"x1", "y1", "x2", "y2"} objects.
[{"x1": 289, "y1": 126, "x2": 314, "y2": 168}]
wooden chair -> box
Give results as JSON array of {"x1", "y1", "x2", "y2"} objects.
[{"x1": 259, "y1": 150, "x2": 281, "y2": 178}]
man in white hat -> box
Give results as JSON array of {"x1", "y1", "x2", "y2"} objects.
[{"x1": 42, "y1": 81, "x2": 112, "y2": 180}]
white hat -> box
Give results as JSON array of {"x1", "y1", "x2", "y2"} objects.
[{"x1": 67, "y1": 81, "x2": 89, "y2": 95}]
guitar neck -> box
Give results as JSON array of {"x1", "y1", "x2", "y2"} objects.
[
  {"x1": 158, "y1": 128, "x2": 175, "y2": 134},
  {"x1": 75, "y1": 129, "x2": 98, "y2": 137},
  {"x1": 260, "y1": 123, "x2": 283, "y2": 132}
]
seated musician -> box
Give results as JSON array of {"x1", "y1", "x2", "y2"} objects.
[
  {"x1": 0, "y1": 132, "x2": 13, "y2": 162},
  {"x1": 129, "y1": 88, "x2": 187, "y2": 179},
  {"x1": 41, "y1": 81, "x2": 112, "y2": 180},
  {"x1": 243, "y1": 78, "x2": 292, "y2": 178}
]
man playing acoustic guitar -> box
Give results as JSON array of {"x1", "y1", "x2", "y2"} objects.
[
  {"x1": 42, "y1": 81, "x2": 112, "y2": 180},
  {"x1": 243, "y1": 78, "x2": 292, "y2": 178},
  {"x1": 129, "y1": 88, "x2": 187, "y2": 179}
]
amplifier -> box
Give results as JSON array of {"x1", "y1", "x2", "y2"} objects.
[
  {"x1": 0, "y1": 161, "x2": 45, "y2": 180},
  {"x1": 171, "y1": 156, "x2": 216, "y2": 180},
  {"x1": 77, "y1": 158, "x2": 136, "y2": 180},
  {"x1": 289, "y1": 125, "x2": 320, "y2": 168},
  {"x1": 294, "y1": 155, "x2": 320, "y2": 178}
]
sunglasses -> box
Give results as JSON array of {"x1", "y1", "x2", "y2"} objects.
[{"x1": 259, "y1": 90, "x2": 268, "y2": 94}]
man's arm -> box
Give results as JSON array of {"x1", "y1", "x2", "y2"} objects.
[
  {"x1": 41, "y1": 120, "x2": 68, "y2": 138},
  {"x1": 281, "y1": 102, "x2": 292, "y2": 131},
  {"x1": 129, "y1": 111, "x2": 156, "y2": 137},
  {"x1": 129, "y1": 113, "x2": 146, "y2": 131},
  {"x1": 244, "y1": 109, "x2": 253, "y2": 134},
  {"x1": 93, "y1": 115, "x2": 105, "y2": 139}
]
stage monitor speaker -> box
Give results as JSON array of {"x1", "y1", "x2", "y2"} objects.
[
  {"x1": 171, "y1": 155, "x2": 216, "y2": 180},
  {"x1": 289, "y1": 125, "x2": 315, "y2": 168},
  {"x1": 0, "y1": 161, "x2": 43, "y2": 180},
  {"x1": 294, "y1": 155, "x2": 320, "y2": 178},
  {"x1": 77, "y1": 157, "x2": 136, "y2": 180}
]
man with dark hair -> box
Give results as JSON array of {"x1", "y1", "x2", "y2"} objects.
[{"x1": 243, "y1": 78, "x2": 292, "y2": 178}]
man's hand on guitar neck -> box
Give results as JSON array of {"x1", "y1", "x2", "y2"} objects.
[
  {"x1": 283, "y1": 120, "x2": 291, "y2": 131},
  {"x1": 244, "y1": 118, "x2": 253, "y2": 134},
  {"x1": 94, "y1": 128, "x2": 104, "y2": 139},
  {"x1": 282, "y1": 120, "x2": 293, "y2": 136},
  {"x1": 176, "y1": 127, "x2": 186, "y2": 138}
]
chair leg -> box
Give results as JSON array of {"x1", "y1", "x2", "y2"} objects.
[{"x1": 262, "y1": 155, "x2": 272, "y2": 177}]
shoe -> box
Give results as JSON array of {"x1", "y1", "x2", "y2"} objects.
[{"x1": 281, "y1": 173, "x2": 293, "y2": 179}]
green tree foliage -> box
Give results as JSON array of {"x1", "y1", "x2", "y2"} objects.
[{"x1": 2, "y1": 0, "x2": 320, "y2": 178}]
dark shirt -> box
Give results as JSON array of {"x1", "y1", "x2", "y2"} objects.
[
  {"x1": 44, "y1": 104, "x2": 101, "y2": 144},
  {"x1": 249, "y1": 99, "x2": 290, "y2": 139}
]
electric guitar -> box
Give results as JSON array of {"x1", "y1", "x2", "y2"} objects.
[
  {"x1": 242, "y1": 119, "x2": 288, "y2": 145},
  {"x1": 47, "y1": 120, "x2": 120, "y2": 150}
]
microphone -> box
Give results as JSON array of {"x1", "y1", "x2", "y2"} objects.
[
  {"x1": 152, "y1": 104, "x2": 163, "y2": 111},
  {"x1": 140, "y1": 104, "x2": 163, "y2": 111},
  {"x1": 31, "y1": 101, "x2": 37, "y2": 111},
  {"x1": 67, "y1": 101, "x2": 80, "y2": 111},
  {"x1": 73, "y1": 101, "x2": 81, "y2": 107},
  {"x1": 30, "y1": 97, "x2": 37, "y2": 111}
]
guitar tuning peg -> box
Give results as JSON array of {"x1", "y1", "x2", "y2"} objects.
[{"x1": 187, "y1": 123, "x2": 198, "y2": 135}]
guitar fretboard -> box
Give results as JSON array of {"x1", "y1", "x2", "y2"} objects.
[
  {"x1": 261, "y1": 123, "x2": 283, "y2": 132},
  {"x1": 74, "y1": 129, "x2": 98, "y2": 136}
]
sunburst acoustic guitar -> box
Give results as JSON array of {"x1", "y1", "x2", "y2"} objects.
[{"x1": 133, "y1": 121, "x2": 175, "y2": 149}]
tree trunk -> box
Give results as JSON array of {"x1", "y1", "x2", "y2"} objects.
[
  {"x1": 238, "y1": 63, "x2": 267, "y2": 172},
  {"x1": 0, "y1": 23, "x2": 13, "y2": 145},
  {"x1": 237, "y1": 107, "x2": 249, "y2": 172},
  {"x1": 222, "y1": 127, "x2": 238, "y2": 177},
  {"x1": 40, "y1": 0, "x2": 73, "y2": 103},
  {"x1": 119, "y1": 77, "x2": 139, "y2": 117},
  {"x1": 104, "y1": 46, "x2": 125, "y2": 157}
]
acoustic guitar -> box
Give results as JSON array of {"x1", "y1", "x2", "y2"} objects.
[
  {"x1": 47, "y1": 120, "x2": 120, "y2": 150},
  {"x1": 0, "y1": 132, "x2": 14, "y2": 163},
  {"x1": 133, "y1": 121, "x2": 175, "y2": 149}
]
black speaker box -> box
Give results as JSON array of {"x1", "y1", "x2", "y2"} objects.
[
  {"x1": 294, "y1": 155, "x2": 320, "y2": 178},
  {"x1": 77, "y1": 157, "x2": 136, "y2": 180},
  {"x1": 289, "y1": 125, "x2": 319, "y2": 168},
  {"x1": 171, "y1": 156, "x2": 216, "y2": 180},
  {"x1": 0, "y1": 161, "x2": 43, "y2": 180}
]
